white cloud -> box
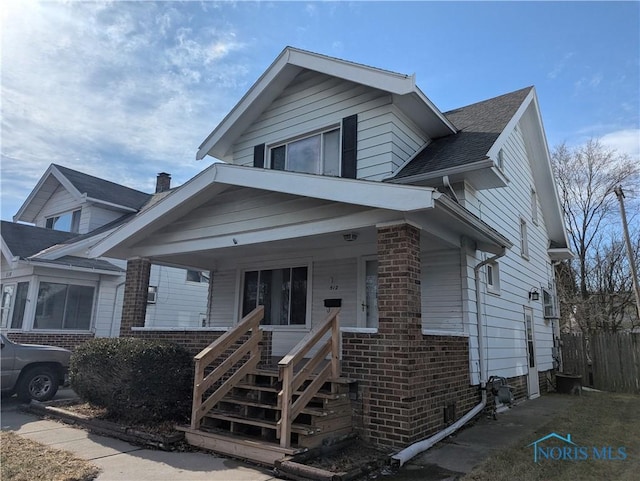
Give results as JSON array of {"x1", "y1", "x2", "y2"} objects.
[
  {"x1": 600, "y1": 129, "x2": 640, "y2": 161},
  {"x1": 0, "y1": 1, "x2": 249, "y2": 219},
  {"x1": 547, "y1": 52, "x2": 574, "y2": 79}
]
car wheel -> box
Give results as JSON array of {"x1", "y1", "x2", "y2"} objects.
[{"x1": 17, "y1": 367, "x2": 59, "y2": 402}]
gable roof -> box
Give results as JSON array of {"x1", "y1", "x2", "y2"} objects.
[
  {"x1": 14, "y1": 164, "x2": 151, "y2": 223},
  {"x1": 196, "y1": 46, "x2": 457, "y2": 161},
  {"x1": 53, "y1": 164, "x2": 151, "y2": 210},
  {"x1": 392, "y1": 87, "x2": 533, "y2": 180}
]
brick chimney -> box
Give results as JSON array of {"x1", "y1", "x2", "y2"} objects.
[{"x1": 156, "y1": 172, "x2": 171, "y2": 193}]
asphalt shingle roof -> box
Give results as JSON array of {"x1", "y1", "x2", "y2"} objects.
[
  {"x1": 1, "y1": 221, "x2": 77, "y2": 258},
  {"x1": 53, "y1": 164, "x2": 151, "y2": 210},
  {"x1": 392, "y1": 87, "x2": 533, "y2": 180},
  {"x1": 1, "y1": 221, "x2": 122, "y2": 271}
]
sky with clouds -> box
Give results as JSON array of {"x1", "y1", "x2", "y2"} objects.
[{"x1": 1, "y1": 1, "x2": 638, "y2": 221}]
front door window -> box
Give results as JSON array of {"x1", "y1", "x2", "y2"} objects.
[{"x1": 365, "y1": 260, "x2": 378, "y2": 328}]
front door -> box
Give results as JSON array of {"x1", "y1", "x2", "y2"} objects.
[{"x1": 524, "y1": 307, "x2": 540, "y2": 399}]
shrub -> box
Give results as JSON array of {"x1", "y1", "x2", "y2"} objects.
[{"x1": 70, "y1": 337, "x2": 193, "y2": 423}]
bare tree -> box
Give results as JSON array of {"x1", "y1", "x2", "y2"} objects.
[{"x1": 551, "y1": 139, "x2": 639, "y2": 333}]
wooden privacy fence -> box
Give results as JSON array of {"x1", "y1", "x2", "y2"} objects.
[{"x1": 561, "y1": 332, "x2": 640, "y2": 394}]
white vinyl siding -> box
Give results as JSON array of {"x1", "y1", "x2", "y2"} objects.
[
  {"x1": 466, "y1": 121, "x2": 556, "y2": 380},
  {"x1": 421, "y1": 249, "x2": 463, "y2": 333},
  {"x1": 142, "y1": 187, "x2": 370, "y2": 250},
  {"x1": 144, "y1": 265, "x2": 209, "y2": 328},
  {"x1": 34, "y1": 186, "x2": 82, "y2": 229},
  {"x1": 231, "y1": 70, "x2": 429, "y2": 181},
  {"x1": 84, "y1": 205, "x2": 125, "y2": 233},
  {"x1": 311, "y1": 258, "x2": 357, "y2": 329}
]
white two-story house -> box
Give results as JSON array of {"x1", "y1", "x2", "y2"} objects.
[{"x1": 89, "y1": 47, "x2": 572, "y2": 456}]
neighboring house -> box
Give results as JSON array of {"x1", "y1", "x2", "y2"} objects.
[
  {"x1": 1, "y1": 164, "x2": 209, "y2": 350},
  {"x1": 90, "y1": 47, "x2": 572, "y2": 455}
]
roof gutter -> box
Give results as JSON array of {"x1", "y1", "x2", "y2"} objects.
[
  {"x1": 22, "y1": 259, "x2": 124, "y2": 276},
  {"x1": 435, "y1": 194, "x2": 512, "y2": 251},
  {"x1": 387, "y1": 159, "x2": 496, "y2": 185},
  {"x1": 82, "y1": 194, "x2": 139, "y2": 213}
]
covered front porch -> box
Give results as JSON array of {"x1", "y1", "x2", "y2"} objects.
[{"x1": 90, "y1": 164, "x2": 510, "y2": 453}]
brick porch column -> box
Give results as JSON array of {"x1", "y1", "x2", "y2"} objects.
[
  {"x1": 120, "y1": 258, "x2": 151, "y2": 336},
  {"x1": 372, "y1": 222, "x2": 422, "y2": 446}
]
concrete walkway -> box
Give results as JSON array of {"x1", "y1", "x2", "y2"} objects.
[
  {"x1": 2, "y1": 390, "x2": 575, "y2": 481},
  {"x1": 1, "y1": 391, "x2": 276, "y2": 481},
  {"x1": 392, "y1": 394, "x2": 574, "y2": 480}
]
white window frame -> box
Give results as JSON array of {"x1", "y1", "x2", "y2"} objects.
[
  {"x1": 531, "y1": 188, "x2": 538, "y2": 225},
  {"x1": 186, "y1": 270, "x2": 209, "y2": 284},
  {"x1": 542, "y1": 287, "x2": 559, "y2": 318},
  {"x1": 268, "y1": 125, "x2": 341, "y2": 176},
  {"x1": 32, "y1": 278, "x2": 96, "y2": 332},
  {"x1": 497, "y1": 149, "x2": 505, "y2": 171},
  {"x1": 520, "y1": 218, "x2": 529, "y2": 260},
  {"x1": 147, "y1": 286, "x2": 158, "y2": 304},
  {"x1": 45, "y1": 209, "x2": 81, "y2": 233},
  {"x1": 486, "y1": 261, "x2": 501, "y2": 295},
  {"x1": 237, "y1": 259, "x2": 312, "y2": 330}
]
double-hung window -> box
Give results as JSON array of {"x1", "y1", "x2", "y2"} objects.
[
  {"x1": 241, "y1": 266, "x2": 308, "y2": 326},
  {"x1": 269, "y1": 128, "x2": 340, "y2": 176}
]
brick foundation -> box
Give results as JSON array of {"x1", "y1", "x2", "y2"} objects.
[
  {"x1": 124, "y1": 329, "x2": 273, "y2": 359},
  {"x1": 6, "y1": 332, "x2": 95, "y2": 351},
  {"x1": 538, "y1": 369, "x2": 556, "y2": 394},
  {"x1": 342, "y1": 332, "x2": 480, "y2": 450}
]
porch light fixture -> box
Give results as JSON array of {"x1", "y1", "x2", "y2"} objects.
[
  {"x1": 343, "y1": 232, "x2": 359, "y2": 242},
  {"x1": 529, "y1": 288, "x2": 540, "y2": 301}
]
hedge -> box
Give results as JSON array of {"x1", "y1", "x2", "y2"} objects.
[{"x1": 70, "y1": 338, "x2": 193, "y2": 423}]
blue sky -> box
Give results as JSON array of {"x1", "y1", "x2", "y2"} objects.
[{"x1": 1, "y1": 1, "x2": 639, "y2": 221}]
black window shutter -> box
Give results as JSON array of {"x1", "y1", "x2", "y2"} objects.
[
  {"x1": 253, "y1": 144, "x2": 265, "y2": 168},
  {"x1": 341, "y1": 115, "x2": 357, "y2": 178}
]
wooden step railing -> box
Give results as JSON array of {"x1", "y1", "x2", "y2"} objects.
[
  {"x1": 277, "y1": 308, "x2": 340, "y2": 448},
  {"x1": 190, "y1": 306, "x2": 264, "y2": 430}
]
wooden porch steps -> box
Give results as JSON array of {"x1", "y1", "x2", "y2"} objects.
[
  {"x1": 187, "y1": 308, "x2": 354, "y2": 466},
  {"x1": 177, "y1": 427, "x2": 303, "y2": 466},
  {"x1": 187, "y1": 364, "x2": 356, "y2": 465}
]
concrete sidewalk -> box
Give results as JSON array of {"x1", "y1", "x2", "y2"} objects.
[
  {"x1": 392, "y1": 394, "x2": 574, "y2": 480},
  {"x1": 1, "y1": 397, "x2": 276, "y2": 481}
]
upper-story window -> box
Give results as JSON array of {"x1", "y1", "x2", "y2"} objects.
[
  {"x1": 269, "y1": 127, "x2": 340, "y2": 176},
  {"x1": 520, "y1": 218, "x2": 529, "y2": 259},
  {"x1": 497, "y1": 149, "x2": 505, "y2": 171},
  {"x1": 531, "y1": 188, "x2": 538, "y2": 225},
  {"x1": 253, "y1": 114, "x2": 357, "y2": 179},
  {"x1": 46, "y1": 210, "x2": 80, "y2": 233}
]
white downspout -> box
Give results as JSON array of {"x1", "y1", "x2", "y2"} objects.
[{"x1": 391, "y1": 247, "x2": 506, "y2": 467}]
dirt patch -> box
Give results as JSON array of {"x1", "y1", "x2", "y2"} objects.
[
  {"x1": 276, "y1": 438, "x2": 391, "y2": 480},
  {"x1": 25, "y1": 400, "x2": 189, "y2": 451}
]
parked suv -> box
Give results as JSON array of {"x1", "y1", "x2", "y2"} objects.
[{"x1": 1, "y1": 334, "x2": 71, "y2": 402}]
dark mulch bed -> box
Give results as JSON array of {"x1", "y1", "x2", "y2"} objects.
[{"x1": 24, "y1": 400, "x2": 190, "y2": 452}]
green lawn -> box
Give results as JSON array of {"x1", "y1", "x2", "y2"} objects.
[{"x1": 462, "y1": 391, "x2": 640, "y2": 481}]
